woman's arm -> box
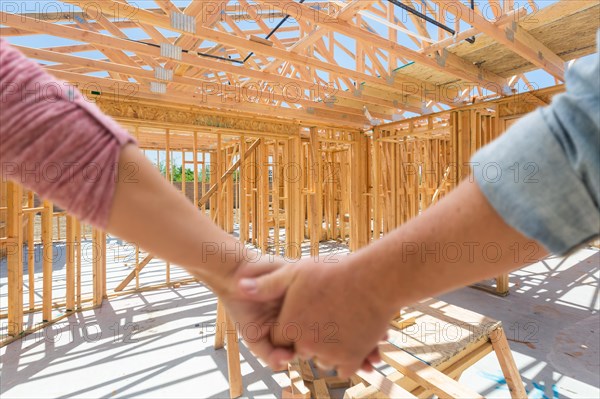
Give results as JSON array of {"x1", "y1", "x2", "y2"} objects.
[
  {"x1": 1, "y1": 39, "x2": 293, "y2": 367},
  {"x1": 107, "y1": 144, "x2": 242, "y2": 296},
  {"x1": 0, "y1": 39, "x2": 243, "y2": 295}
]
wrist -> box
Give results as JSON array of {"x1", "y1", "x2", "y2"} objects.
[
  {"x1": 345, "y1": 254, "x2": 400, "y2": 320},
  {"x1": 187, "y1": 239, "x2": 249, "y2": 298}
]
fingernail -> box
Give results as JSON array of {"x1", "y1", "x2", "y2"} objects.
[{"x1": 239, "y1": 278, "x2": 258, "y2": 294}]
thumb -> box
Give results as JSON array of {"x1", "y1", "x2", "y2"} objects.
[{"x1": 238, "y1": 264, "x2": 296, "y2": 301}]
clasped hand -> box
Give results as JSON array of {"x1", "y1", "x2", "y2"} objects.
[{"x1": 219, "y1": 253, "x2": 394, "y2": 378}]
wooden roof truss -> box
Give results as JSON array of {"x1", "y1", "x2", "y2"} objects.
[{"x1": 1, "y1": 0, "x2": 598, "y2": 129}]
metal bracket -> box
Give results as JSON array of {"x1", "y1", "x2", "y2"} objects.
[
  {"x1": 154, "y1": 67, "x2": 174, "y2": 82},
  {"x1": 160, "y1": 43, "x2": 182, "y2": 61},
  {"x1": 171, "y1": 12, "x2": 196, "y2": 34},
  {"x1": 150, "y1": 81, "x2": 167, "y2": 94}
]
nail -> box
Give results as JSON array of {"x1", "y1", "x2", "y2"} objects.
[{"x1": 239, "y1": 278, "x2": 258, "y2": 294}]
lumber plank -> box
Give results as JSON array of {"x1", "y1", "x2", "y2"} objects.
[
  {"x1": 214, "y1": 300, "x2": 226, "y2": 350},
  {"x1": 66, "y1": 215, "x2": 75, "y2": 311},
  {"x1": 6, "y1": 182, "x2": 23, "y2": 336},
  {"x1": 490, "y1": 328, "x2": 527, "y2": 399},
  {"x1": 379, "y1": 342, "x2": 483, "y2": 399},
  {"x1": 355, "y1": 369, "x2": 415, "y2": 398},
  {"x1": 324, "y1": 376, "x2": 351, "y2": 389},
  {"x1": 313, "y1": 379, "x2": 331, "y2": 399},
  {"x1": 225, "y1": 313, "x2": 243, "y2": 398},
  {"x1": 289, "y1": 359, "x2": 311, "y2": 398},
  {"x1": 42, "y1": 201, "x2": 53, "y2": 321},
  {"x1": 114, "y1": 254, "x2": 155, "y2": 292}
]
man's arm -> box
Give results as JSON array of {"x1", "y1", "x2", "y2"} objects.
[
  {"x1": 240, "y1": 178, "x2": 547, "y2": 377},
  {"x1": 349, "y1": 178, "x2": 548, "y2": 311},
  {"x1": 243, "y1": 34, "x2": 600, "y2": 377}
]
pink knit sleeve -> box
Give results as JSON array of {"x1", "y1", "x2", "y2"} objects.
[{"x1": 0, "y1": 39, "x2": 136, "y2": 228}]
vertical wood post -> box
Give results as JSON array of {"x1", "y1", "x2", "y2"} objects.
[
  {"x1": 42, "y1": 200, "x2": 53, "y2": 321},
  {"x1": 7, "y1": 182, "x2": 23, "y2": 336}
]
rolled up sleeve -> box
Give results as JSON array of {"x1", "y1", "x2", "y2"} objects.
[
  {"x1": 471, "y1": 33, "x2": 600, "y2": 255},
  {"x1": 0, "y1": 39, "x2": 135, "y2": 228}
]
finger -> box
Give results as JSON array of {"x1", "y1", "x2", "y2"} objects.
[
  {"x1": 297, "y1": 350, "x2": 314, "y2": 361},
  {"x1": 314, "y1": 358, "x2": 336, "y2": 372},
  {"x1": 366, "y1": 348, "x2": 381, "y2": 365},
  {"x1": 239, "y1": 253, "x2": 285, "y2": 277},
  {"x1": 238, "y1": 264, "x2": 297, "y2": 301},
  {"x1": 337, "y1": 363, "x2": 362, "y2": 379},
  {"x1": 268, "y1": 347, "x2": 295, "y2": 370},
  {"x1": 248, "y1": 336, "x2": 294, "y2": 370},
  {"x1": 360, "y1": 359, "x2": 373, "y2": 373}
]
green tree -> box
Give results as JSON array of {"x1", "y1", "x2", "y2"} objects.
[{"x1": 157, "y1": 161, "x2": 209, "y2": 182}]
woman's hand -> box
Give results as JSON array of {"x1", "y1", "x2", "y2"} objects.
[{"x1": 218, "y1": 252, "x2": 296, "y2": 369}]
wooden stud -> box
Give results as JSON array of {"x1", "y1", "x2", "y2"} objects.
[
  {"x1": 165, "y1": 129, "x2": 171, "y2": 285},
  {"x1": 26, "y1": 192, "x2": 35, "y2": 311},
  {"x1": 42, "y1": 200, "x2": 53, "y2": 321},
  {"x1": 309, "y1": 127, "x2": 322, "y2": 257},
  {"x1": 193, "y1": 132, "x2": 199, "y2": 209},
  {"x1": 214, "y1": 300, "x2": 226, "y2": 350},
  {"x1": 239, "y1": 136, "x2": 248, "y2": 244},
  {"x1": 6, "y1": 182, "x2": 23, "y2": 336},
  {"x1": 75, "y1": 220, "x2": 82, "y2": 309},
  {"x1": 66, "y1": 215, "x2": 75, "y2": 311},
  {"x1": 225, "y1": 313, "x2": 243, "y2": 399}
]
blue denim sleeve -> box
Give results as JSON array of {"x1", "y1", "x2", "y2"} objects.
[{"x1": 471, "y1": 32, "x2": 600, "y2": 255}]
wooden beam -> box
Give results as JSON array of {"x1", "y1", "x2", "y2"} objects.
[
  {"x1": 114, "y1": 254, "x2": 154, "y2": 292},
  {"x1": 58, "y1": 1, "x2": 421, "y2": 90},
  {"x1": 54, "y1": 0, "x2": 460, "y2": 104},
  {"x1": 66, "y1": 215, "x2": 76, "y2": 311},
  {"x1": 46, "y1": 69, "x2": 368, "y2": 127},
  {"x1": 490, "y1": 328, "x2": 528, "y2": 398},
  {"x1": 2, "y1": 12, "x2": 419, "y2": 116},
  {"x1": 420, "y1": 7, "x2": 527, "y2": 55},
  {"x1": 6, "y1": 182, "x2": 23, "y2": 337},
  {"x1": 253, "y1": 0, "x2": 509, "y2": 92},
  {"x1": 41, "y1": 201, "x2": 53, "y2": 321},
  {"x1": 431, "y1": 0, "x2": 565, "y2": 80},
  {"x1": 19, "y1": 45, "x2": 389, "y2": 119},
  {"x1": 379, "y1": 342, "x2": 484, "y2": 399},
  {"x1": 225, "y1": 313, "x2": 243, "y2": 398},
  {"x1": 355, "y1": 369, "x2": 416, "y2": 398}
]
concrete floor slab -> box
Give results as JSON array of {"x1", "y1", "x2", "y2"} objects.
[{"x1": 1, "y1": 243, "x2": 598, "y2": 398}]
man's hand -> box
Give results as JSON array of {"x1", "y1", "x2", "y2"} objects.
[{"x1": 238, "y1": 256, "x2": 395, "y2": 377}]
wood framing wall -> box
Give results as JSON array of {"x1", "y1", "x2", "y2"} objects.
[
  {"x1": 0, "y1": 84, "x2": 564, "y2": 343},
  {"x1": 360, "y1": 85, "x2": 563, "y2": 246},
  {"x1": 0, "y1": 183, "x2": 108, "y2": 340}
]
